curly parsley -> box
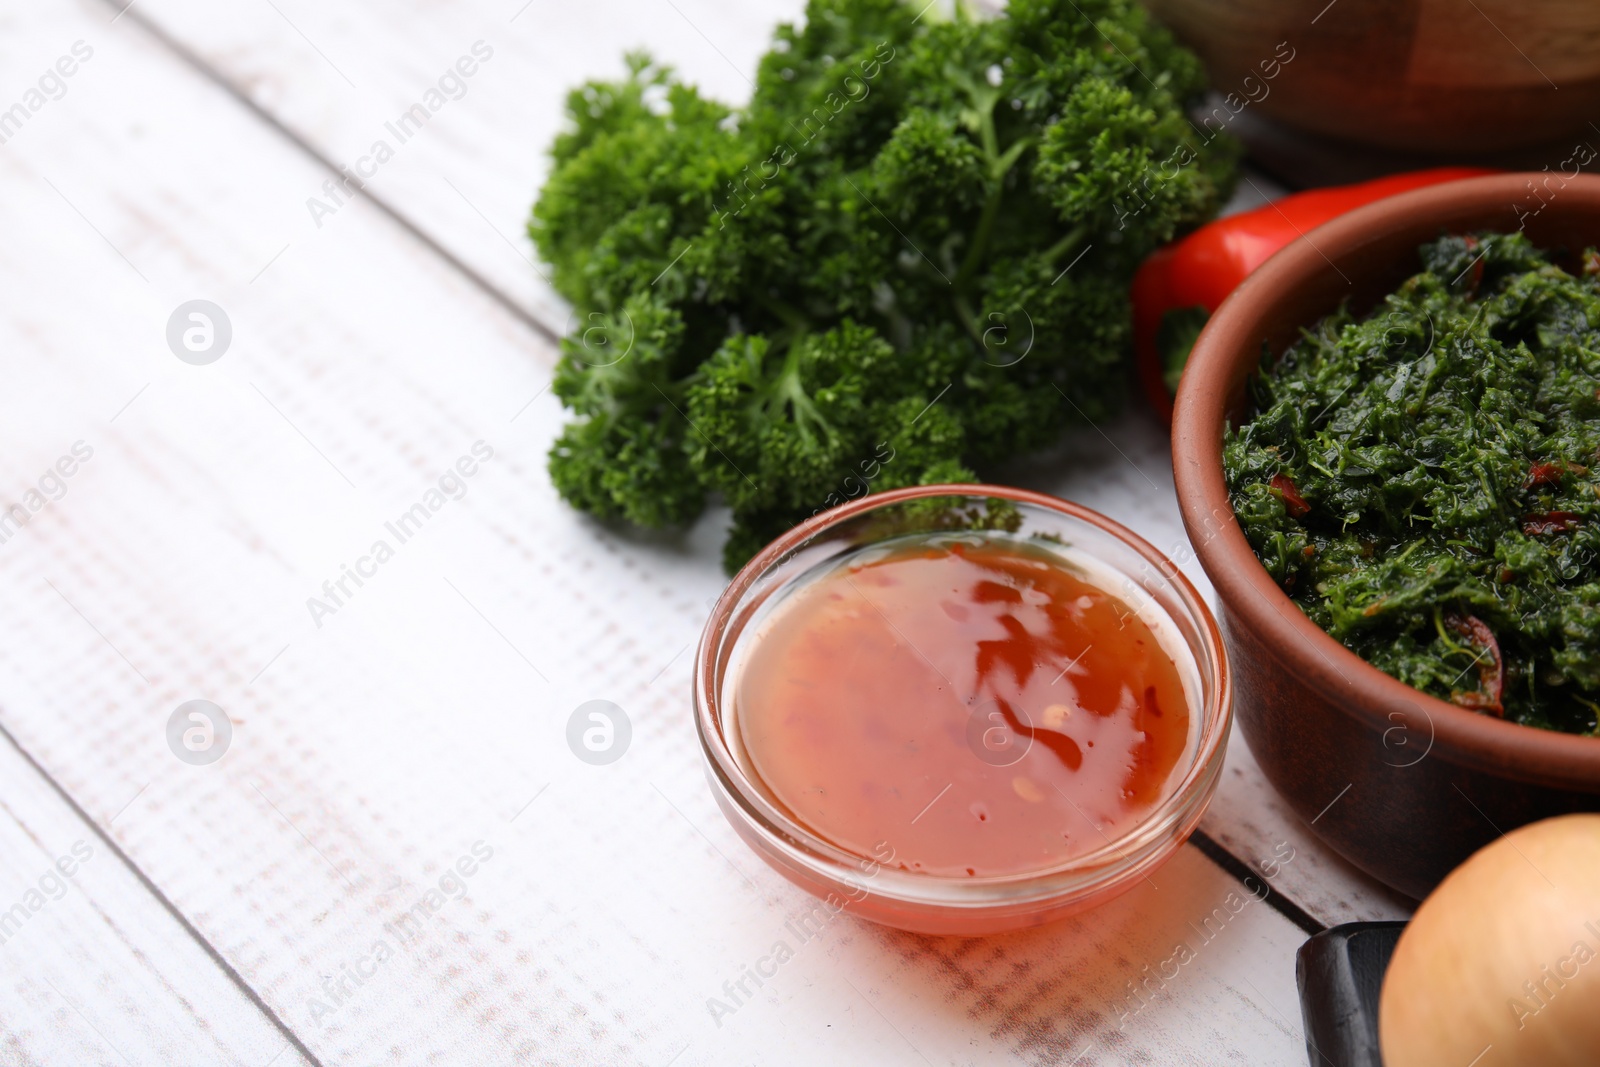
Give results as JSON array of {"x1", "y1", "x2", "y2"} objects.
[{"x1": 532, "y1": 0, "x2": 1234, "y2": 571}]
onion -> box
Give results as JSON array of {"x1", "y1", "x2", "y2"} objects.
[{"x1": 1380, "y1": 813, "x2": 1600, "y2": 1066}]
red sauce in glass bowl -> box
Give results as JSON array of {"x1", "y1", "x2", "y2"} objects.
[{"x1": 732, "y1": 533, "x2": 1193, "y2": 880}]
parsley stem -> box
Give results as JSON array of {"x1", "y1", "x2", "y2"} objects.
[
  {"x1": 1042, "y1": 224, "x2": 1088, "y2": 267},
  {"x1": 952, "y1": 134, "x2": 1036, "y2": 293},
  {"x1": 954, "y1": 294, "x2": 984, "y2": 349},
  {"x1": 758, "y1": 293, "x2": 811, "y2": 334},
  {"x1": 954, "y1": 186, "x2": 1005, "y2": 292}
]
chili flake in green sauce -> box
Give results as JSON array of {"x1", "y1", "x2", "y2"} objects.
[{"x1": 1225, "y1": 232, "x2": 1600, "y2": 736}]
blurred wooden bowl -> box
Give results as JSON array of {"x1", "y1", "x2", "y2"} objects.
[{"x1": 1143, "y1": 0, "x2": 1600, "y2": 154}]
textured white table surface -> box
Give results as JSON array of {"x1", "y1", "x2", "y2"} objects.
[{"x1": 0, "y1": 1, "x2": 1409, "y2": 1064}]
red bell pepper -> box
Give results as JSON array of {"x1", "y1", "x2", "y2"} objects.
[{"x1": 1132, "y1": 167, "x2": 1497, "y2": 424}]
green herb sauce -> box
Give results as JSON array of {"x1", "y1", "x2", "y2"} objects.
[{"x1": 1225, "y1": 232, "x2": 1600, "y2": 735}]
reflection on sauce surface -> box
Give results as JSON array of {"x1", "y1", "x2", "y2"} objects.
[{"x1": 735, "y1": 535, "x2": 1192, "y2": 878}]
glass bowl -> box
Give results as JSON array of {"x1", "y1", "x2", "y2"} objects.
[{"x1": 693, "y1": 485, "x2": 1231, "y2": 934}]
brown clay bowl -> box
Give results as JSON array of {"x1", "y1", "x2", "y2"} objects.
[
  {"x1": 1172, "y1": 173, "x2": 1600, "y2": 901},
  {"x1": 1142, "y1": 0, "x2": 1600, "y2": 155}
]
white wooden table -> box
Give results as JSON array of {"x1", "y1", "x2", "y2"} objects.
[{"x1": 0, "y1": 2, "x2": 1412, "y2": 1063}]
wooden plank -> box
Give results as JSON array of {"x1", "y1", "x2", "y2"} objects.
[
  {"x1": 0, "y1": 730, "x2": 313, "y2": 1066},
  {"x1": 0, "y1": 2, "x2": 1349, "y2": 1063},
  {"x1": 113, "y1": 0, "x2": 811, "y2": 334}
]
